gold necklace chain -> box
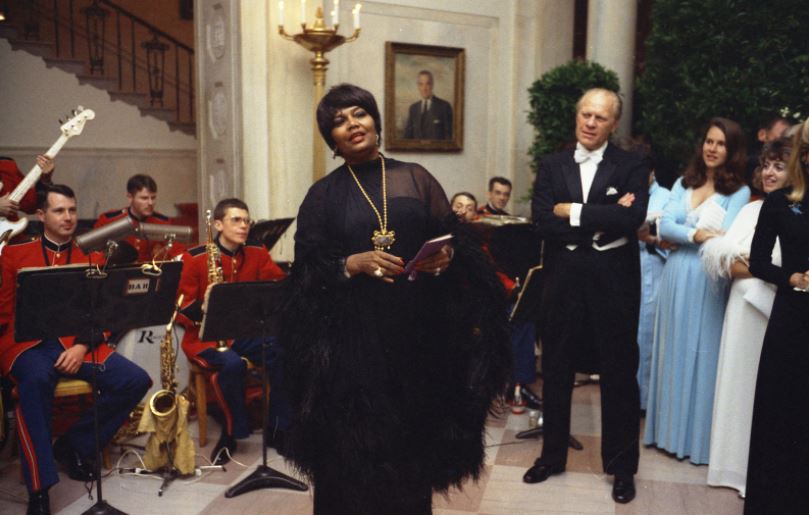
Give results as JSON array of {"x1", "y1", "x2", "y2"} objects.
[{"x1": 347, "y1": 155, "x2": 396, "y2": 251}]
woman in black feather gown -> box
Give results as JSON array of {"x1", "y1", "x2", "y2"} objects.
[{"x1": 280, "y1": 84, "x2": 510, "y2": 514}]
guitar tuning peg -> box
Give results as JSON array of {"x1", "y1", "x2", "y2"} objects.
[
  {"x1": 58, "y1": 118, "x2": 64, "y2": 125},
  {"x1": 71, "y1": 109, "x2": 77, "y2": 116},
  {"x1": 77, "y1": 105, "x2": 84, "y2": 112}
]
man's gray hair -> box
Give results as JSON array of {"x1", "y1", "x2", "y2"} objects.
[{"x1": 576, "y1": 88, "x2": 622, "y2": 120}]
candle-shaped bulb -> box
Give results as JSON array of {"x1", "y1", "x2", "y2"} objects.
[
  {"x1": 278, "y1": 0, "x2": 285, "y2": 26},
  {"x1": 353, "y1": 3, "x2": 362, "y2": 29}
]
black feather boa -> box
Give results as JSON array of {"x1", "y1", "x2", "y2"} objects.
[{"x1": 280, "y1": 217, "x2": 510, "y2": 507}]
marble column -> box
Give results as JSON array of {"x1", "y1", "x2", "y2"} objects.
[{"x1": 586, "y1": 0, "x2": 638, "y2": 138}]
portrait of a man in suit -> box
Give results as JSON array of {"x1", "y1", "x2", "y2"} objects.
[{"x1": 403, "y1": 70, "x2": 453, "y2": 140}]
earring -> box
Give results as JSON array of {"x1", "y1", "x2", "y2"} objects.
[
  {"x1": 376, "y1": 134, "x2": 381, "y2": 147},
  {"x1": 332, "y1": 147, "x2": 339, "y2": 159}
]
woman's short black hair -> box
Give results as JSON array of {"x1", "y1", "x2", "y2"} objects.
[{"x1": 316, "y1": 83, "x2": 382, "y2": 150}]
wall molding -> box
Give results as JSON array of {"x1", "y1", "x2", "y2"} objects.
[{"x1": 0, "y1": 147, "x2": 196, "y2": 159}]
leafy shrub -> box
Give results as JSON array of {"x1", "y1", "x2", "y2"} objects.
[
  {"x1": 527, "y1": 60, "x2": 620, "y2": 172},
  {"x1": 635, "y1": 0, "x2": 809, "y2": 183}
]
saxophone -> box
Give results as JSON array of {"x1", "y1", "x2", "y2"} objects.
[
  {"x1": 138, "y1": 293, "x2": 196, "y2": 475},
  {"x1": 205, "y1": 209, "x2": 228, "y2": 352},
  {"x1": 149, "y1": 294, "x2": 184, "y2": 418}
]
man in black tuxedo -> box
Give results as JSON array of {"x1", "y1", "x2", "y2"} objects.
[
  {"x1": 403, "y1": 70, "x2": 453, "y2": 140},
  {"x1": 524, "y1": 88, "x2": 648, "y2": 504}
]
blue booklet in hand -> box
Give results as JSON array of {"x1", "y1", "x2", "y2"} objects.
[{"x1": 403, "y1": 233, "x2": 453, "y2": 281}]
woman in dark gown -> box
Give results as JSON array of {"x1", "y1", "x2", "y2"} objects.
[
  {"x1": 745, "y1": 121, "x2": 809, "y2": 514},
  {"x1": 281, "y1": 84, "x2": 510, "y2": 514}
]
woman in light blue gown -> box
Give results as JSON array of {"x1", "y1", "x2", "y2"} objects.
[
  {"x1": 636, "y1": 173, "x2": 671, "y2": 410},
  {"x1": 644, "y1": 118, "x2": 750, "y2": 464}
]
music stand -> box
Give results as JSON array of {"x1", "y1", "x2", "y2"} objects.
[
  {"x1": 248, "y1": 218, "x2": 294, "y2": 252},
  {"x1": 199, "y1": 281, "x2": 308, "y2": 497},
  {"x1": 15, "y1": 262, "x2": 182, "y2": 515}
]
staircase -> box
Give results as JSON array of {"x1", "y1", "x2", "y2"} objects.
[{"x1": 0, "y1": 0, "x2": 196, "y2": 136}]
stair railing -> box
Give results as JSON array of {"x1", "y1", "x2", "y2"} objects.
[{"x1": 10, "y1": 0, "x2": 195, "y2": 127}]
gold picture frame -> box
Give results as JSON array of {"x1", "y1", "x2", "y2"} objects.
[{"x1": 384, "y1": 42, "x2": 464, "y2": 152}]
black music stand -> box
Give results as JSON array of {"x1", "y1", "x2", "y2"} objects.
[
  {"x1": 199, "y1": 281, "x2": 308, "y2": 497},
  {"x1": 15, "y1": 262, "x2": 182, "y2": 515},
  {"x1": 248, "y1": 218, "x2": 294, "y2": 252}
]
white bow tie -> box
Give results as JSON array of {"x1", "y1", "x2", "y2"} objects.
[{"x1": 574, "y1": 146, "x2": 604, "y2": 165}]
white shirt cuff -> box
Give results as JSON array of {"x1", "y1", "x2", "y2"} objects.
[
  {"x1": 569, "y1": 203, "x2": 583, "y2": 227},
  {"x1": 687, "y1": 228, "x2": 697, "y2": 244}
]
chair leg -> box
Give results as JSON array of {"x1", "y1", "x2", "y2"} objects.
[{"x1": 195, "y1": 371, "x2": 208, "y2": 448}]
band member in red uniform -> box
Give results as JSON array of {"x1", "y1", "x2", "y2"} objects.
[
  {"x1": 0, "y1": 184, "x2": 151, "y2": 515},
  {"x1": 93, "y1": 173, "x2": 184, "y2": 261},
  {"x1": 0, "y1": 155, "x2": 55, "y2": 217},
  {"x1": 477, "y1": 176, "x2": 512, "y2": 216},
  {"x1": 176, "y1": 198, "x2": 287, "y2": 465}
]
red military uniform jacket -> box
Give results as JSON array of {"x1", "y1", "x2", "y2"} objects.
[
  {"x1": 0, "y1": 237, "x2": 112, "y2": 374},
  {"x1": 93, "y1": 207, "x2": 186, "y2": 262},
  {"x1": 177, "y1": 238, "x2": 286, "y2": 358},
  {"x1": 0, "y1": 158, "x2": 38, "y2": 215}
]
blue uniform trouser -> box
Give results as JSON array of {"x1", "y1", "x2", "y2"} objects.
[
  {"x1": 196, "y1": 337, "x2": 289, "y2": 440},
  {"x1": 10, "y1": 339, "x2": 151, "y2": 493}
]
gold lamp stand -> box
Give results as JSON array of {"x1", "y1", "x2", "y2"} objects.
[{"x1": 279, "y1": 5, "x2": 360, "y2": 182}]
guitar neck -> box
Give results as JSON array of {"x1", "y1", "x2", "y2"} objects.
[{"x1": 9, "y1": 134, "x2": 70, "y2": 203}]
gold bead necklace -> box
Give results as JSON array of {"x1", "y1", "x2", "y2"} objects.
[{"x1": 347, "y1": 155, "x2": 396, "y2": 251}]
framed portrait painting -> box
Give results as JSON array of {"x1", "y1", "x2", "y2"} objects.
[{"x1": 384, "y1": 42, "x2": 464, "y2": 151}]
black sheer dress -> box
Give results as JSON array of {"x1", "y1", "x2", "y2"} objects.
[
  {"x1": 745, "y1": 187, "x2": 809, "y2": 514},
  {"x1": 281, "y1": 157, "x2": 510, "y2": 514}
]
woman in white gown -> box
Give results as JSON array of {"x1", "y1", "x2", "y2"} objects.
[{"x1": 701, "y1": 137, "x2": 791, "y2": 496}]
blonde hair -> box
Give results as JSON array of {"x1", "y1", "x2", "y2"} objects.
[{"x1": 785, "y1": 121, "x2": 809, "y2": 203}]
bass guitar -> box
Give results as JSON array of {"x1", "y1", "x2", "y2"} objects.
[{"x1": 0, "y1": 106, "x2": 95, "y2": 254}]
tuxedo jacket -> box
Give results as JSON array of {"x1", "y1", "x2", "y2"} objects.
[
  {"x1": 531, "y1": 143, "x2": 649, "y2": 272},
  {"x1": 404, "y1": 96, "x2": 453, "y2": 140}
]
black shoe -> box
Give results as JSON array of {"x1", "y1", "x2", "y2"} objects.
[
  {"x1": 612, "y1": 474, "x2": 636, "y2": 504},
  {"x1": 27, "y1": 490, "x2": 50, "y2": 515},
  {"x1": 265, "y1": 428, "x2": 287, "y2": 456},
  {"x1": 53, "y1": 437, "x2": 96, "y2": 482},
  {"x1": 520, "y1": 386, "x2": 543, "y2": 410},
  {"x1": 522, "y1": 461, "x2": 564, "y2": 484},
  {"x1": 211, "y1": 432, "x2": 237, "y2": 466}
]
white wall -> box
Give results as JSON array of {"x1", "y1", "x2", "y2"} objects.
[
  {"x1": 0, "y1": 39, "x2": 197, "y2": 219},
  {"x1": 238, "y1": 0, "x2": 574, "y2": 260}
]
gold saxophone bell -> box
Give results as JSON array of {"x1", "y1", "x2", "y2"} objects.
[{"x1": 149, "y1": 389, "x2": 177, "y2": 417}]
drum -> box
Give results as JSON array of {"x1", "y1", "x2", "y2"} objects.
[{"x1": 114, "y1": 325, "x2": 189, "y2": 400}]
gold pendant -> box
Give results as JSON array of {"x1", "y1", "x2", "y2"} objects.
[{"x1": 371, "y1": 229, "x2": 395, "y2": 251}]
